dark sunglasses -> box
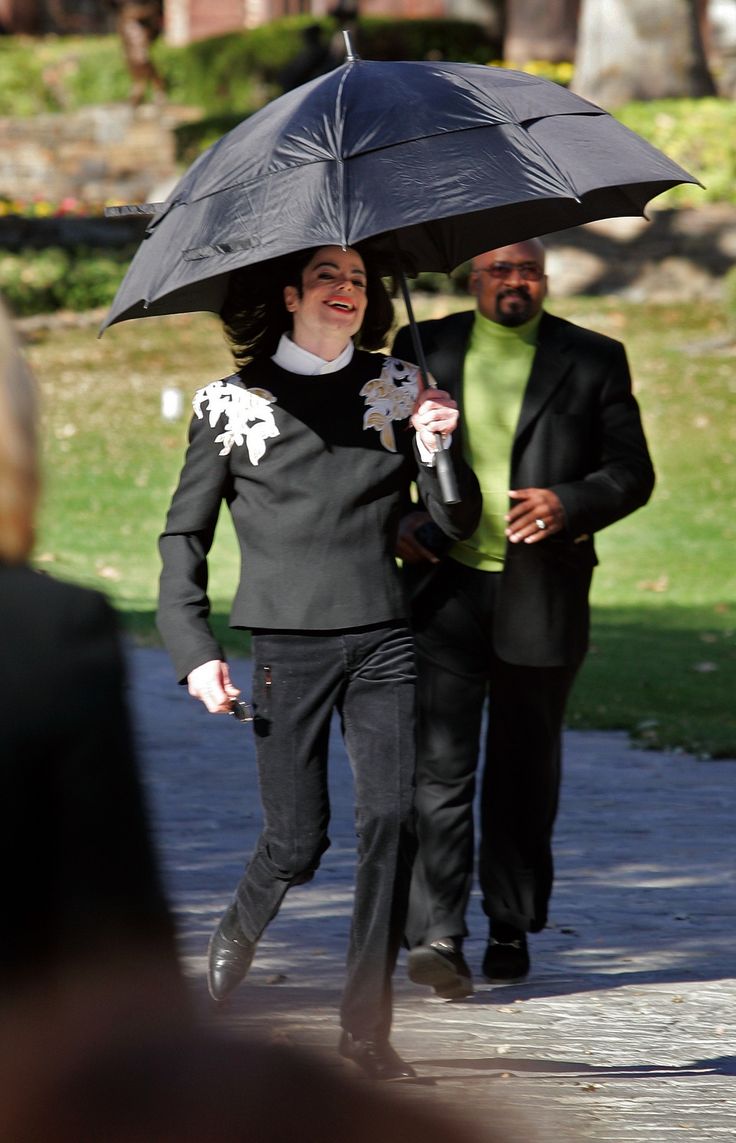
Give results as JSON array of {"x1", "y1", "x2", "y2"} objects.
[{"x1": 476, "y1": 261, "x2": 544, "y2": 282}]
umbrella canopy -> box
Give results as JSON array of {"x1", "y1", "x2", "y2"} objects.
[{"x1": 102, "y1": 57, "x2": 698, "y2": 330}]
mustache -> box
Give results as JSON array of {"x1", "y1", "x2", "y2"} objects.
[{"x1": 498, "y1": 286, "x2": 531, "y2": 302}]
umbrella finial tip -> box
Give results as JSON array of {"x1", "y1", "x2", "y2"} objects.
[{"x1": 342, "y1": 29, "x2": 357, "y2": 61}]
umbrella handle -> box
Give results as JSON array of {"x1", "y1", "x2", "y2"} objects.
[
  {"x1": 395, "y1": 264, "x2": 460, "y2": 505},
  {"x1": 434, "y1": 441, "x2": 460, "y2": 505}
]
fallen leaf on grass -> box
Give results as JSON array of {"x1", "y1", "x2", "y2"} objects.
[
  {"x1": 637, "y1": 574, "x2": 669, "y2": 592},
  {"x1": 96, "y1": 564, "x2": 122, "y2": 581}
]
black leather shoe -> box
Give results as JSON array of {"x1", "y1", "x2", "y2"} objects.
[
  {"x1": 339, "y1": 1032, "x2": 417, "y2": 1081},
  {"x1": 482, "y1": 926, "x2": 530, "y2": 983},
  {"x1": 207, "y1": 903, "x2": 257, "y2": 1002},
  {"x1": 407, "y1": 938, "x2": 474, "y2": 999}
]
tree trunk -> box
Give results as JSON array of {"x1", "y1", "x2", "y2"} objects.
[
  {"x1": 483, "y1": 0, "x2": 505, "y2": 44},
  {"x1": 572, "y1": 0, "x2": 716, "y2": 107},
  {"x1": 503, "y1": 0, "x2": 580, "y2": 64},
  {"x1": 0, "y1": 0, "x2": 42, "y2": 32}
]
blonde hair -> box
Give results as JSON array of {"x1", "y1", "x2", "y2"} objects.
[{"x1": 0, "y1": 301, "x2": 39, "y2": 562}]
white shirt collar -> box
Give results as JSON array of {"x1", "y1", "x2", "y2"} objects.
[{"x1": 272, "y1": 333, "x2": 355, "y2": 376}]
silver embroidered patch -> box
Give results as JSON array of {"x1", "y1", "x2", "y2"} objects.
[
  {"x1": 193, "y1": 380, "x2": 279, "y2": 464},
  {"x1": 360, "y1": 358, "x2": 421, "y2": 453}
]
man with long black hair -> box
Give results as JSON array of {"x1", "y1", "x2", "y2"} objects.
[{"x1": 157, "y1": 245, "x2": 480, "y2": 1079}]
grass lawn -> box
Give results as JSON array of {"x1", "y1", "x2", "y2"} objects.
[{"x1": 22, "y1": 292, "x2": 735, "y2": 759}]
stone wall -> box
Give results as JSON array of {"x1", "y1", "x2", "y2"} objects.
[{"x1": 0, "y1": 103, "x2": 199, "y2": 207}]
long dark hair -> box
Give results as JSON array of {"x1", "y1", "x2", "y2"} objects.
[{"x1": 221, "y1": 246, "x2": 395, "y2": 369}]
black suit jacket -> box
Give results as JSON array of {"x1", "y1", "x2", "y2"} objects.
[
  {"x1": 393, "y1": 310, "x2": 655, "y2": 667},
  {"x1": 0, "y1": 564, "x2": 175, "y2": 986}
]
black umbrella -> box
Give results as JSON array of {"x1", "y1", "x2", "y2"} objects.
[
  {"x1": 102, "y1": 54, "x2": 697, "y2": 328},
  {"x1": 102, "y1": 53, "x2": 698, "y2": 498}
]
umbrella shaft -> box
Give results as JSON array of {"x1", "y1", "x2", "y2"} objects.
[{"x1": 395, "y1": 265, "x2": 460, "y2": 505}]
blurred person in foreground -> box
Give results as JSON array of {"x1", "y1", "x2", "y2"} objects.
[
  {"x1": 0, "y1": 1024, "x2": 549, "y2": 1143},
  {"x1": 156, "y1": 244, "x2": 480, "y2": 1079},
  {"x1": 0, "y1": 298, "x2": 181, "y2": 1025},
  {"x1": 393, "y1": 239, "x2": 655, "y2": 998}
]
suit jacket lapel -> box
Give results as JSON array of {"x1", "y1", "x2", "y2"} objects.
[
  {"x1": 514, "y1": 313, "x2": 573, "y2": 446},
  {"x1": 424, "y1": 311, "x2": 474, "y2": 404},
  {"x1": 430, "y1": 312, "x2": 474, "y2": 454}
]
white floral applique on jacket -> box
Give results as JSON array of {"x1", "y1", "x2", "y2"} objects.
[
  {"x1": 360, "y1": 358, "x2": 424, "y2": 453},
  {"x1": 193, "y1": 377, "x2": 279, "y2": 465}
]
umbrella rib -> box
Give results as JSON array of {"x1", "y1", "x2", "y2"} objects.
[
  {"x1": 344, "y1": 110, "x2": 605, "y2": 163},
  {"x1": 332, "y1": 63, "x2": 354, "y2": 248},
  {"x1": 514, "y1": 124, "x2": 583, "y2": 203},
  {"x1": 177, "y1": 115, "x2": 597, "y2": 212}
]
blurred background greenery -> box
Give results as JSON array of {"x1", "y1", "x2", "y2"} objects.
[
  {"x1": 2, "y1": 1, "x2": 734, "y2": 757},
  {"x1": 0, "y1": 23, "x2": 734, "y2": 202},
  {"x1": 23, "y1": 291, "x2": 736, "y2": 760}
]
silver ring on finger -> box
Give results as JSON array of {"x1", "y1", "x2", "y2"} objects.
[{"x1": 535, "y1": 517, "x2": 547, "y2": 531}]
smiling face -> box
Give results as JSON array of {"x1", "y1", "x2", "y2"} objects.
[{"x1": 283, "y1": 246, "x2": 368, "y2": 358}]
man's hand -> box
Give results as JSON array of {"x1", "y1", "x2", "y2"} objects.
[
  {"x1": 395, "y1": 510, "x2": 441, "y2": 565},
  {"x1": 506, "y1": 488, "x2": 565, "y2": 544},
  {"x1": 187, "y1": 659, "x2": 241, "y2": 713},
  {"x1": 410, "y1": 389, "x2": 458, "y2": 453}
]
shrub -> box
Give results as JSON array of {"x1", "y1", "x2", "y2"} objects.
[
  {"x1": 0, "y1": 36, "x2": 130, "y2": 115},
  {"x1": 616, "y1": 98, "x2": 736, "y2": 208},
  {"x1": 0, "y1": 246, "x2": 131, "y2": 316},
  {"x1": 62, "y1": 247, "x2": 131, "y2": 311},
  {"x1": 0, "y1": 248, "x2": 69, "y2": 314},
  {"x1": 156, "y1": 32, "x2": 263, "y2": 114},
  {"x1": 0, "y1": 20, "x2": 497, "y2": 120}
]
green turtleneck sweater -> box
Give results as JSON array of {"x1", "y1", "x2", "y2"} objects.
[{"x1": 451, "y1": 309, "x2": 542, "y2": 571}]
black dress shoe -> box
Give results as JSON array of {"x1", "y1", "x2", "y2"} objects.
[
  {"x1": 482, "y1": 925, "x2": 530, "y2": 984},
  {"x1": 207, "y1": 903, "x2": 257, "y2": 1002},
  {"x1": 339, "y1": 1032, "x2": 417, "y2": 1081},
  {"x1": 407, "y1": 937, "x2": 474, "y2": 999}
]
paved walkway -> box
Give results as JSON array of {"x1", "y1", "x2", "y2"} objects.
[{"x1": 128, "y1": 646, "x2": 736, "y2": 1143}]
